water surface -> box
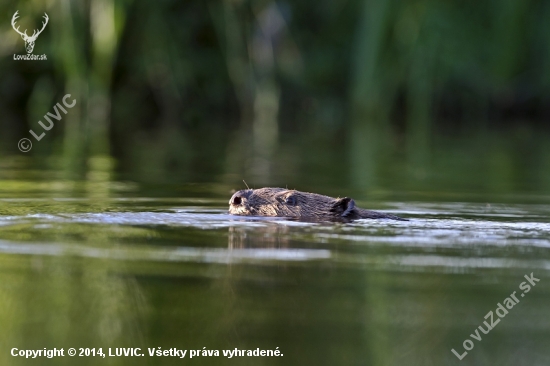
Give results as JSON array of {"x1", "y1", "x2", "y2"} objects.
[{"x1": 1, "y1": 194, "x2": 549, "y2": 366}]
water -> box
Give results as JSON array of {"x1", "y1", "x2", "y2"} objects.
[{"x1": 1, "y1": 190, "x2": 550, "y2": 365}]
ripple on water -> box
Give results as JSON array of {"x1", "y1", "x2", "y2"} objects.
[{"x1": 0, "y1": 202, "x2": 549, "y2": 272}]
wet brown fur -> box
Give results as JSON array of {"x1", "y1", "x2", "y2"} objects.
[{"x1": 228, "y1": 187, "x2": 406, "y2": 222}]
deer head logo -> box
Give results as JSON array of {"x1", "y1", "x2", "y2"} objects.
[{"x1": 11, "y1": 11, "x2": 49, "y2": 54}]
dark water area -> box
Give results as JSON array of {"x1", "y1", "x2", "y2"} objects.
[{"x1": 0, "y1": 163, "x2": 549, "y2": 366}]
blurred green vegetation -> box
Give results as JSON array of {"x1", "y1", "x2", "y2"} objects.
[{"x1": 1, "y1": 0, "x2": 550, "y2": 196}]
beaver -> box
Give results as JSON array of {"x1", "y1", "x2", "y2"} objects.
[{"x1": 228, "y1": 187, "x2": 406, "y2": 222}]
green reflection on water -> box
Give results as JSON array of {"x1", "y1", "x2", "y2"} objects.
[{"x1": 0, "y1": 163, "x2": 549, "y2": 366}]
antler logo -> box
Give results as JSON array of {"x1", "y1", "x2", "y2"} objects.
[{"x1": 11, "y1": 11, "x2": 49, "y2": 54}]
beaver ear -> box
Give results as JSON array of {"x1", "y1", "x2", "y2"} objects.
[
  {"x1": 331, "y1": 197, "x2": 355, "y2": 217},
  {"x1": 276, "y1": 192, "x2": 298, "y2": 206},
  {"x1": 285, "y1": 194, "x2": 297, "y2": 206}
]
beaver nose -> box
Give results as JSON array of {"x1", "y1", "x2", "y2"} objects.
[{"x1": 229, "y1": 190, "x2": 251, "y2": 205}]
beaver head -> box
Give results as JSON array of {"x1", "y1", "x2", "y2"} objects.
[{"x1": 228, "y1": 187, "x2": 406, "y2": 221}]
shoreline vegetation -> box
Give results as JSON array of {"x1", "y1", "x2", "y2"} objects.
[{"x1": 1, "y1": 0, "x2": 549, "y2": 194}]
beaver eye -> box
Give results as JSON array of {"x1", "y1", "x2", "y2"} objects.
[{"x1": 231, "y1": 196, "x2": 242, "y2": 205}]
